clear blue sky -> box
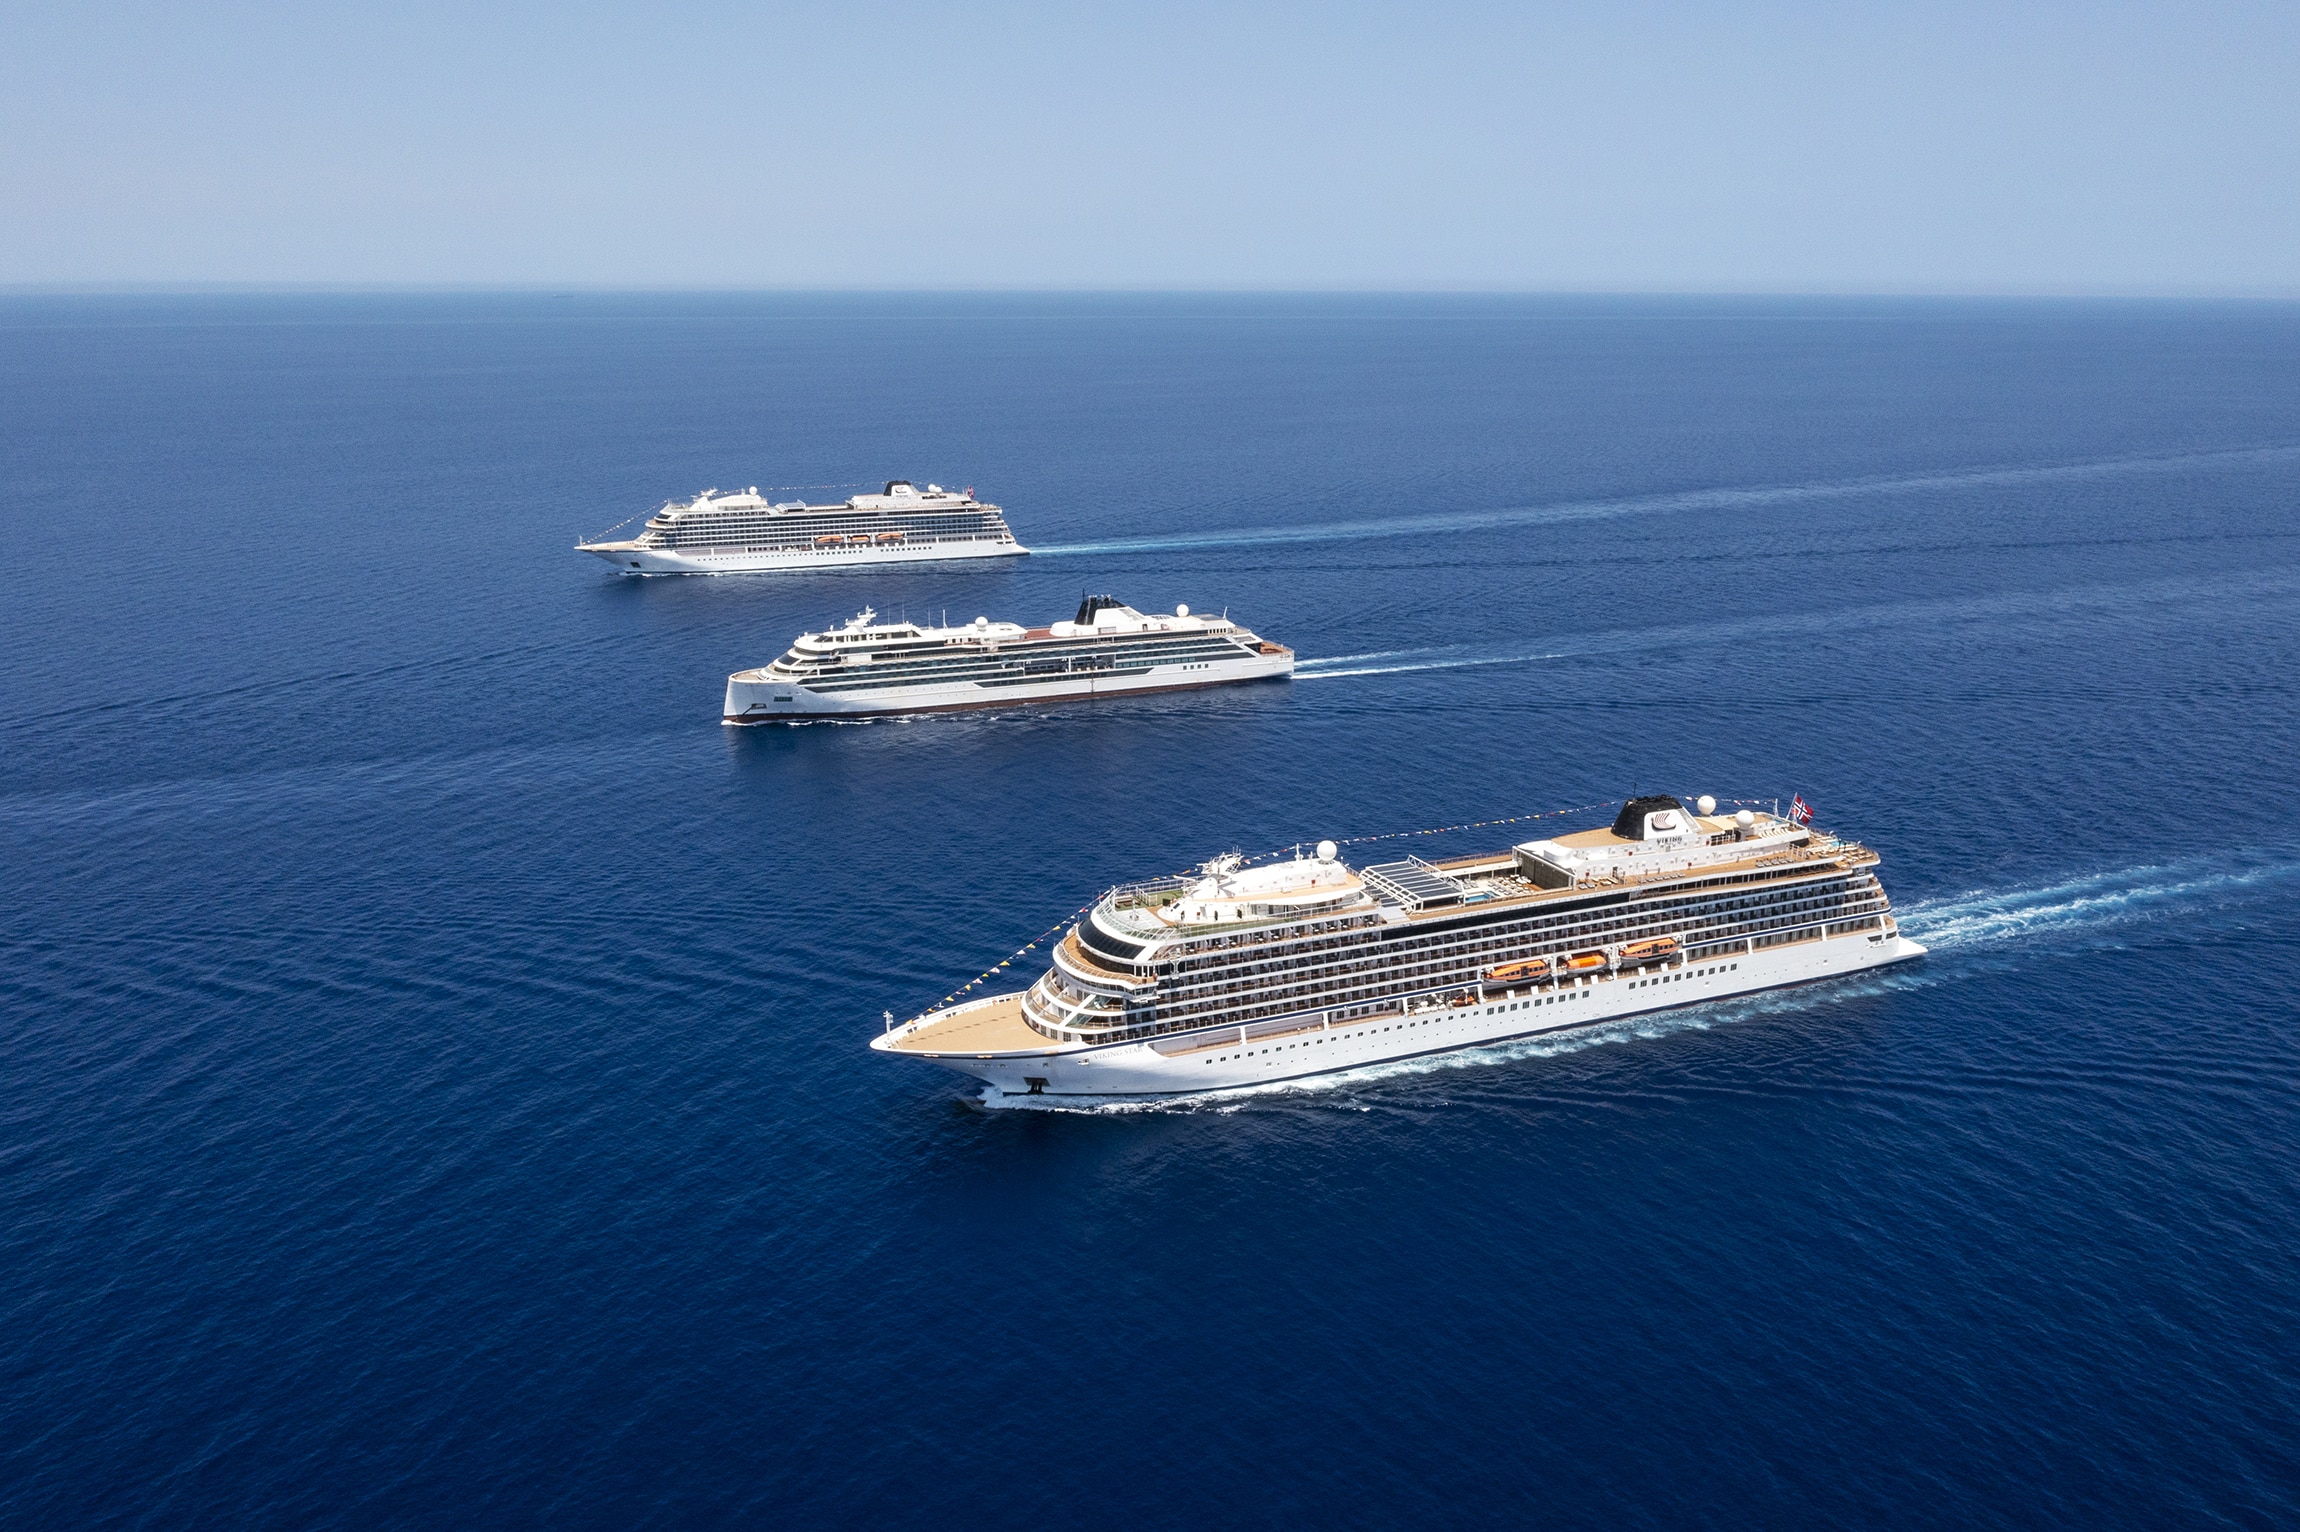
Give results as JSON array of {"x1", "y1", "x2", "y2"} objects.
[{"x1": 3, "y1": 1, "x2": 2294, "y2": 291}]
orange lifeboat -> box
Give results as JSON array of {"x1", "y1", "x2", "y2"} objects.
[
  {"x1": 1620, "y1": 937, "x2": 1680, "y2": 963},
  {"x1": 1485, "y1": 957, "x2": 1551, "y2": 984},
  {"x1": 1563, "y1": 951, "x2": 1609, "y2": 973},
  {"x1": 874, "y1": 531, "x2": 906, "y2": 544},
  {"x1": 815, "y1": 534, "x2": 847, "y2": 547}
]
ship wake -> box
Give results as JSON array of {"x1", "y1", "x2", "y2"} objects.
[
  {"x1": 1290, "y1": 565, "x2": 2300, "y2": 688},
  {"x1": 1028, "y1": 443, "x2": 2300, "y2": 559},
  {"x1": 1895, "y1": 848, "x2": 2300, "y2": 953}
]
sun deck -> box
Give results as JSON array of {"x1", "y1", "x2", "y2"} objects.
[
  {"x1": 1403, "y1": 834, "x2": 1875, "y2": 922},
  {"x1": 1549, "y1": 825, "x2": 1642, "y2": 848}
]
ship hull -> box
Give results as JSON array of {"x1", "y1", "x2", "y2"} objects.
[
  {"x1": 725, "y1": 653, "x2": 1294, "y2": 723},
  {"x1": 580, "y1": 539, "x2": 1026, "y2": 574},
  {"x1": 914, "y1": 930, "x2": 1925, "y2": 1099}
]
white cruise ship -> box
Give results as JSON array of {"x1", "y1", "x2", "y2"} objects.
[
  {"x1": 874, "y1": 795, "x2": 1925, "y2": 1098},
  {"x1": 578, "y1": 480, "x2": 1024, "y2": 574},
  {"x1": 724, "y1": 596, "x2": 1293, "y2": 723}
]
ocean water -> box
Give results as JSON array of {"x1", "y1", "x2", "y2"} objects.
[{"x1": 4, "y1": 294, "x2": 2298, "y2": 1528}]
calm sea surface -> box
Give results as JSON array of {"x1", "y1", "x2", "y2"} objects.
[{"x1": 3, "y1": 294, "x2": 2298, "y2": 1528}]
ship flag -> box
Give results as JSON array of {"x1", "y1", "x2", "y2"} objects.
[{"x1": 1791, "y1": 794, "x2": 1813, "y2": 826}]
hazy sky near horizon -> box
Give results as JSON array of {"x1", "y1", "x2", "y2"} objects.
[{"x1": 3, "y1": 1, "x2": 2295, "y2": 292}]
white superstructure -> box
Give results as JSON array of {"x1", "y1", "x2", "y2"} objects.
[
  {"x1": 579, "y1": 480, "x2": 1024, "y2": 574},
  {"x1": 724, "y1": 596, "x2": 1293, "y2": 723},
  {"x1": 873, "y1": 795, "x2": 1925, "y2": 1098}
]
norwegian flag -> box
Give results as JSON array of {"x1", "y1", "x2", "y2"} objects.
[{"x1": 1790, "y1": 794, "x2": 1813, "y2": 826}]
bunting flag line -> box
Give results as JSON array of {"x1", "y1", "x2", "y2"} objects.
[
  {"x1": 933, "y1": 893, "x2": 1104, "y2": 1007},
  {"x1": 1318, "y1": 799, "x2": 1620, "y2": 851}
]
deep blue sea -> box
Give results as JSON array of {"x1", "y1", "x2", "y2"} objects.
[{"x1": 4, "y1": 294, "x2": 2299, "y2": 1528}]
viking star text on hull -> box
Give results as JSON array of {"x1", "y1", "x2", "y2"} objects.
[
  {"x1": 723, "y1": 596, "x2": 1293, "y2": 723},
  {"x1": 873, "y1": 795, "x2": 1926, "y2": 1098},
  {"x1": 578, "y1": 480, "x2": 1025, "y2": 574}
]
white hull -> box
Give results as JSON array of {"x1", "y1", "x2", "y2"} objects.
[
  {"x1": 582, "y1": 539, "x2": 1026, "y2": 575},
  {"x1": 901, "y1": 930, "x2": 1925, "y2": 1099},
  {"x1": 726, "y1": 652, "x2": 1292, "y2": 722}
]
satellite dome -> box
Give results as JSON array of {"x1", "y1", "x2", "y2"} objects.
[
  {"x1": 1697, "y1": 795, "x2": 1717, "y2": 815},
  {"x1": 1316, "y1": 840, "x2": 1338, "y2": 862},
  {"x1": 1735, "y1": 809, "x2": 1755, "y2": 828},
  {"x1": 1176, "y1": 603, "x2": 1190, "y2": 617}
]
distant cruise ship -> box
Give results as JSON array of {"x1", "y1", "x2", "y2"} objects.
[
  {"x1": 724, "y1": 596, "x2": 1293, "y2": 723},
  {"x1": 578, "y1": 480, "x2": 1025, "y2": 574},
  {"x1": 874, "y1": 795, "x2": 1925, "y2": 1098}
]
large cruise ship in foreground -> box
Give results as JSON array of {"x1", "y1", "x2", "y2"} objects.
[
  {"x1": 874, "y1": 795, "x2": 1924, "y2": 1098},
  {"x1": 578, "y1": 481, "x2": 1024, "y2": 573},
  {"x1": 724, "y1": 596, "x2": 1292, "y2": 723}
]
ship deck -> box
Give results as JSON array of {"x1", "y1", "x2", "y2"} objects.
[
  {"x1": 1058, "y1": 931, "x2": 1148, "y2": 986},
  {"x1": 880, "y1": 993, "x2": 1055, "y2": 1056},
  {"x1": 1413, "y1": 836, "x2": 1876, "y2": 916}
]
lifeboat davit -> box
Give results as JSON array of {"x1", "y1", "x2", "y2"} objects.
[
  {"x1": 1620, "y1": 937, "x2": 1680, "y2": 963},
  {"x1": 1563, "y1": 951, "x2": 1609, "y2": 973},
  {"x1": 1485, "y1": 957, "x2": 1551, "y2": 984}
]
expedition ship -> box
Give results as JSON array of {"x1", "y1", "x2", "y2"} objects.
[
  {"x1": 724, "y1": 596, "x2": 1292, "y2": 723},
  {"x1": 873, "y1": 795, "x2": 1925, "y2": 1097},
  {"x1": 578, "y1": 480, "x2": 1024, "y2": 574}
]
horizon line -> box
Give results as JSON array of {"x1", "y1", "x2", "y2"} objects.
[{"x1": 4, "y1": 281, "x2": 2300, "y2": 303}]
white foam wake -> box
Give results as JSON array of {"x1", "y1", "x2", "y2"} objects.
[
  {"x1": 1295, "y1": 651, "x2": 1567, "y2": 680},
  {"x1": 1028, "y1": 443, "x2": 2300, "y2": 559},
  {"x1": 1897, "y1": 853, "x2": 2300, "y2": 952},
  {"x1": 1287, "y1": 564, "x2": 2300, "y2": 690}
]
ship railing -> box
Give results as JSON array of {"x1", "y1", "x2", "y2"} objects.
[
  {"x1": 1141, "y1": 971, "x2": 1612, "y2": 1054},
  {"x1": 1051, "y1": 934, "x2": 1155, "y2": 991},
  {"x1": 1108, "y1": 875, "x2": 1192, "y2": 912},
  {"x1": 1025, "y1": 979, "x2": 1131, "y2": 1039}
]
